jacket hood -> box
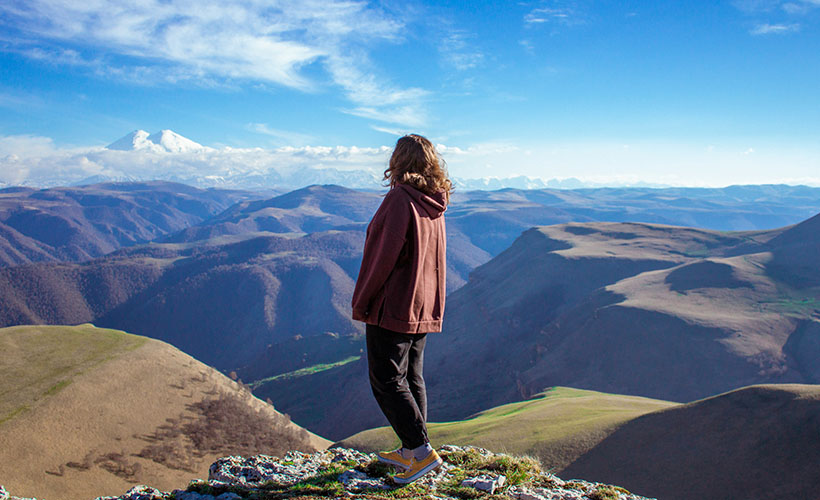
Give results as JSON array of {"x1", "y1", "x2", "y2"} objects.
[{"x1": 397, "y1": 183, "x2": 448, "y2": 218}]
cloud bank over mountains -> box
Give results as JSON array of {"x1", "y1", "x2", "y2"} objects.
[
  {"x1": 3, "y1": 130, "x2": 819, "y2": 191},
  {"x1": 0, "y1": 130, "x2": 589, "y2": 191},
  {"x1": 0, "y1": 130, "x2": 389, "y2": 189}
]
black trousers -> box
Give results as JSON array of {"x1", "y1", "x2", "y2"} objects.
[{"x1": 366, "y1": 323, "x2": 429, "y2": 449}]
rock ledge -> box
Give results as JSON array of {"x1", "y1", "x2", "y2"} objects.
[{"x1": 1, "y1": 446, "x2": 654, "y2": 500}]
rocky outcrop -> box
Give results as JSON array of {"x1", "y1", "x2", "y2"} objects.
[{"x1": 1, "y1": 445, "x2": 654, "y2": 500}]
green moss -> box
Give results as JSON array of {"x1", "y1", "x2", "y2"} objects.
[
  {"x1": 587, "y1": 485, "x2": 620, "y2": 500},
  {"x1": 437, "y1": 484, "x2": 485, "y2": 499},
  {"x1": 440, "y1": 447, "x2": 541, "y2": 486},
  {"x1": 287, "y1": 482, "x2": 345, "y2": 497},
  {"x1": 360, "y1": 460, "x2": 395, "y2": 479}
]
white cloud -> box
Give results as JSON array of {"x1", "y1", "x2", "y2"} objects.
[
  {"x1": 0, "y1": 133, "x2": 392, "y2": 188},
  {"x1": 0, "y1": 0, "x2": 428, "y2": 127},
  {"x1": 324, "y1": 52, "x2": 429, "y2": 126},
  {"x1": 524, "y1": 2, "x2": 583, "y2": 26},
  {"x1": 735, "y1": 0, "x2": 820, "y2": 13},
  {"x1": 439, "y1": 31, "x2": 484, "y2": 71},
  {"x1": 0, "y1": 134, "x2": 58, "y2": 157},
  {"x1": 750, "y1": 22, "x2": 801, "y2": 34},
  {"x1": 370, "y1": 125, "x2": 408, "y2": 136},
  {"x1": 735, "y1": 0, "x2": 819, "y2": 34},
  {"x1": 3, "y1": 135, "x2": 820, "y2": 189}
]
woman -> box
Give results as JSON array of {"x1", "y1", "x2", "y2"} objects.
[{"x1": 351, "y1": 134, "x2": 451, "y2": 484}]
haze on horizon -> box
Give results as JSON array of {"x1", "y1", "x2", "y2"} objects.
[{"x1": 1, "y1": 0, "x2": 819, "y2": 188}]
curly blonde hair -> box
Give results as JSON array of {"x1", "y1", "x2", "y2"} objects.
[{"x1": 384, "y1": 134, "x2": 453, "y2": 196}]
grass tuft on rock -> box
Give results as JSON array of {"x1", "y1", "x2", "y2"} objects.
[{"x1": 440, "y1": 447, "x2": 542, "y2": 486}]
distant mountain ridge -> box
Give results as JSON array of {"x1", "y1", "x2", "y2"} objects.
[
  {"x1": 0, "y1": 181, "x2": 258, "y2": 267},
  {"x1": 250, "y1": 212, "x2": 820, "y2": 440},
  {"x1": 1, "y1": 182, "x2": 820, "y2": 441}
]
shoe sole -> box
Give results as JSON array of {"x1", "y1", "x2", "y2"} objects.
[
  {"x1": 392, "y1": 458, "x2": 443, "y2": 484},
  {"x1": 377, "y1": 455, "x2": 411, "y2": 470}
]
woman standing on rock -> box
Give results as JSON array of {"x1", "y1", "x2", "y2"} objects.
[{"x1": 352, "y1": 134, "x2": 451, "y2": 484}]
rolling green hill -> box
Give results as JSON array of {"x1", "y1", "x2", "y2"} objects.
[
  {"x1": 338, "y1": 384, "x2": 820, "y2": 500},
  {"x1": 563, "y1": 384, "x2": 820, "y2": 500},
  {"x1": 336, "y1": 387, "x2": 676, "y2": 470}
]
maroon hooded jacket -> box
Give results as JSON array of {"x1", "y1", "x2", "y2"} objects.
[{"x1": 351, "y1": 183, "x2": 448, "y2": 333}]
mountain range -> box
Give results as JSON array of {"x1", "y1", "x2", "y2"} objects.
[
  {"x1": 0, "y1": 181, "x2": 259, "y2": 267},
  {"x1": 1, "y1": 182, "x2": 818, "y2": 372},
  {"x1": 1, "y1": 179, "x2": 820, "y2": 500},
  {"x1": 0, "y1": 181, "x2": 819, "y2": 438},
  {"x1": 248, "y1": 212, "x2": 820, "y2": 440}
]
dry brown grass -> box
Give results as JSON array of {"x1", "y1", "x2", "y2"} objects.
[
  {"x1": 0, "y1": 325, "x2": 330, "y2": 500},
  {"x1": 136, "y1": 391, "x2": 312, "y2": 472}
]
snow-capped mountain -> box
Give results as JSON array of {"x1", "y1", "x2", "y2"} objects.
[
  {"x1": 107, "y1": 130, "x2": 209, "y2": 153},
  {"x1": 4, "y1": 129, "x2": 590, "y2": 191}
]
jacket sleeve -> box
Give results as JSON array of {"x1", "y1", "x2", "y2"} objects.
[{"x1": 351, "y1": 194, "x2": 409, "y2": 322}]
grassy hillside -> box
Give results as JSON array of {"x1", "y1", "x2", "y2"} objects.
[
  {"x1": 337, "y1": 387, "x2": 676, "y2": 470},
  {"x1": 0, "y1": 323, "x2": 146, "y2": 425},
  {"x1": 0, "y1": 324, "x2": 329, "y2": 500},
  {"x1": 563, "y1": 384, "x2": 820, "y2": 500},
  {"x1": 260, "y1": 214, "x2": 820, "y2": 441},
  {"x1": 0, "y1": 230, "x2": 365, "y2": 370},
  {"x1": 338, "y1": 384, "x2": 820, "y2": 500}
]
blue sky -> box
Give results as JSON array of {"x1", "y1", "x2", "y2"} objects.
[{"x1": 1, "y1": 0, "x2": 819, "y2": 186}]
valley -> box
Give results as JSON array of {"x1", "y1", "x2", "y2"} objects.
[{"x1": 0, "y1": 181, "x2": 819, "y2": 500}]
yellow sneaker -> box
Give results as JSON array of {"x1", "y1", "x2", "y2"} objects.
[
  {"x1": 377, "y1": 448, "x2": 412, "y2": 469},
  {"x1": 393, "y1": 449, "x2": 443, "y2": 484}
]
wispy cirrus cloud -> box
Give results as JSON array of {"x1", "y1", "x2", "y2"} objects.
[
  {"x1": 324, "y1": 53, "x2": 429, "y2": 127},
  {"x1": 750, "y1": 22, "x2": 801, "y2": 34},
  {"x1": 733, "y1": 0, "x2": 819, "y2": 34},
  {"x1": 439, "y1": 30, "x2": 484, "y2": 71},
  {"x1": 370, "y1": 125, "x2": 410, "y2": 137},
  {"x1": 734, "y1": 0, "x2": 820, "y2": 13},
  {"x1": 0, "y1": 0, "x2": 428, "y2": 127},
  {"x1": 524, "y1": 1, "x2": 585, "y2": 26}
]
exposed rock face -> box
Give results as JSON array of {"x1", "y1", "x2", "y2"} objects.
[
  {"x1": 207, "y1": 448, "x2": 372, "y2": 488},
  {"x1": 103, "y1": 446, "x2": 653, "y2": 500},
  {"x1": 462, "y1": 474, "x2": 506, "y2": 494},
  {"x1": 1, "y1": 446, "x2": 652, "y2": 500}
]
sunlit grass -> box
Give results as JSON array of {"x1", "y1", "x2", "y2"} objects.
[
  {"x1": 340, "y1": 387, "x2": 676, "y2": 470},
  {"x1": 0, "y1": 324, "x2": 146, "y2": 425},
  {"x1": 250, "y1": 356, "x2": 361, "y2": 390}
]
